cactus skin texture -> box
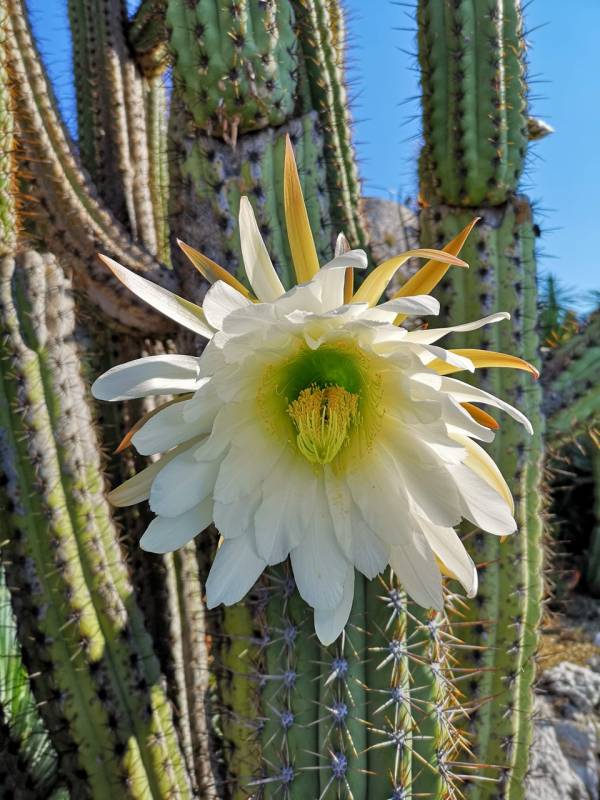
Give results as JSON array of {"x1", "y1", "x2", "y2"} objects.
[
  {"x1": 418, "y1": 0, "x2": 528, "y2": 207},
  {"x1": 0, "y1": 250, "x2": 192, "y2": 798},
  {"x1": 0, "y1": 0, "x2": 552, "y2": 797},
  {"x1": 418, "y1": 2, "x2": 545, "y2": 797}
]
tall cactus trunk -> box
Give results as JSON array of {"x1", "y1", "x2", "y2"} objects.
[{"x1": 417, "y1": 2, "x2": 544, "y2": 797}]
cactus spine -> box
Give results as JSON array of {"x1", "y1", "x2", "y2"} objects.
[{"x1": 417, "y1": 2, "x2": 544, "y2": 797}]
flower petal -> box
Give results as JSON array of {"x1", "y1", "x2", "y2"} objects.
[
  {"x1": 239, "y1": 196, "x2": 286, "y2": 301},
  {"x1": 314, "y1": 567, "x2": 355, "y2": 645},
  {"x1": 284, "y1": 135, "x2": 319, "y2": 284},
  {"x1": 205, "y1": 535, "x2": 266, "y2": 608},
  {"x1": 290, "y1": 482, "x2": 348, "y2": 610},
  {"x1": 428, "y1": 349, "x2": 540, "y2": 378},
  {"x1": 108, "y1": 440, "x2": 199, "y2": 506},
  {"x1": 404, "y1": 312, "x2": 510, "y2": 345},
  {"x1": 177, "y1": 239, "x2": 253, "y2": 299},
  {"x1": 377, "y1": 294, "x2": 441, "y2": 317},
  {"x1": 98, "y1": 254, "x2": 214, "y2": 337},
  {"x1": 453, "y1": 464, "x2": 517, "y2": 535},
  {"x1": 203, "y1": 280, "x2": 252, "y2": 330},
  {"x1": 389, "y1": 530, "x2": 444, "y2": 610},
  {"x1": 418, "y1": 517, "x2": 477, "y2": 598},
  {"x1": 149, "y1": 447, "x2": 220, "y2": 517},
  {"x1": 92, "y1": 355, "x2": 201, "y2": 401},
  {"x1": 352, "y1": 249, "x2": 467, "y2": 307},
  {"x1": 131, "y1": 398, "x2": 212, "y2": 455},
  {"x1": 324, "y1": 467, "x2": 389, "y2": 579},
  {"x1": 140, "y1": 498, "x2": 213, "y2": 554},
  {"x1": 450, "y1": 432, "x2": 514, "y2": 512},
  {"x1": 391, "y1": 219, "x2": 478, "y2": 322},
  {"x1": 440, "y1": 376, "x2": 533, "y2": 434}
]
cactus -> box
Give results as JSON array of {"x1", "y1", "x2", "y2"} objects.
[
  {"x1": 0, "y1": 0, "x2": 554, "y2": 797},
  {"x1": 417, "y1": 2, "x2": 545, "y2": 797}
]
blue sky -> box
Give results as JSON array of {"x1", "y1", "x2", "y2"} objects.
[{"x1": 29, "y1": 0, "x2": 600, "y2": 309}]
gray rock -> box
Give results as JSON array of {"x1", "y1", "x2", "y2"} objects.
[
  {"x1": 526, "y1": 665, "x2": 600, "y2": 800},
  {"x1": 526, "y1": 699, "x2": 590, "y2": 800},
  {"x1": 540, "y1": 661, "x2": 600, "y2": 715}
]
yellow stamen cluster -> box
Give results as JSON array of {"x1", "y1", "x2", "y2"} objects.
[{"x1": 287, "y1": 384, "x2": 359, "y2": 465}]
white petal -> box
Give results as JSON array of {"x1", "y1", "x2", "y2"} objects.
[
  {"x1": 92, "y1": 355, "x2": 200, "y2": 401},
  {"x1": 450, "y1": 432, "x2": 514, "y2": 512},
  {"x1": 389, "y1": 531, "x2": 444, "y2": 610},
  {"x1": 149, "y1": 447, "x2": 220, "y2": 517},
  {"x1": 132, "y1": 400, "x2": 207, "y2": 455},
  {"x1": 239, "y1": 196, "x2": 285, "y2": 302},
  {"x1": 213, "y1": 425, "x2": 286, "y2": 504},
  {"x1": 290, "y1": 483, "x2": 348, "y2": 610},
  {"x1": 98, "y1": 254, "x2": 214, "y2": 337},
  {"x1": 324, "y1": 468, "x2": 389, "y2": 579},
  {"x1": 107, "y1": 440, "x2": 199, "y2": 507},
  {"x1": 418, "y1": 517, "x2": 477, "y2": 598},
  {"x1": 205, "y1": 535, "x2": 266, "y2": 608},
  {"x1": 440, "y1": 376, "x2": 533, "y2": 434},
  {"x1": 377, "y1": 294, "x2": 441, "y2": 317},
  {"x1": 404, "y1": 312, "x2": 510, "y2": 345},
  {"x1": 202, "y1": 280, "x2": 252, "y2": 330},
  {"x1": 253, "y1": 450, "x2": 313, "y2": 564},
  {"x1": 453, "y1": 464, "x2": 517, "y2": 535},
  {"x1": 213, "y1": 491, "x2": 261, "y2": 541},
  {"x1": 314, "y1": 567, "x2": 355, "y2": 645},
  {"x1": 408, "y1": 343, "x2": 475, "y2": 372},
  {"x1": 140, "y1": 498, "x2": 213, "y2": 553}
]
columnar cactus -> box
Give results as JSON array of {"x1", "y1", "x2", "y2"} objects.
[
  {"x1": 0, "y1": 0, "x2": 552, "y2": 798},
  {"x1": 417, "y1": 2, "x2": 544, "y2": 797}
]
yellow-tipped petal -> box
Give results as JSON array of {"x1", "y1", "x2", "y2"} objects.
[
  {"x1": 177, "y1": 239, "x2": 254, "y2": 300},
  {"x1": 429, "y1": 349, "x2": 540, "y2": 378},
  {"x1": 451, "y1": 432, "x2": 514, "y2": 512},
  {"x1": 351, "y1": 248, "x2": 468, "y2": 307},
  {"x1": 392, "y1": 219, "x2": 479, "y2": 323},
  {"x1": 461, "y1": 402, "x2": 500, "y2": 431},
  {"x1": 284, "y1": 135, "x2": 319, "y2": 284},
  {"x1": 114, "y1": 395, "x2": 190, "y2": 454},
  {"x1": 98, "y1": 254, "x2": 213, "y2": 338}
]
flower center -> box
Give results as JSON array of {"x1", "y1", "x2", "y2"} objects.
[{"x1": 287, "y1": 384, "x2": 359, "y2": 464}]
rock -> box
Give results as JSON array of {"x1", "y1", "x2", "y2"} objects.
[
  {"x1": 539, "y1": 661, "x2": 600, "y2": 715},
  {"x1": 526, "y1": 698, "x2": 590, "y2": 800},
  {"x1": 526, "y1": 663, "x2": 600, "y2": 800}
]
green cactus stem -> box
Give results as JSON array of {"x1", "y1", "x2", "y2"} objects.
[
  {"x1": 419, "y1": 202, "x2": 545, "y2": 799},
  {"x1": 543, "y1": 309, "x2": 600, "y2": 442},
  {"x1": 418, "y1": 0, "x2": 528, "y2": 207},
  {"x1": 0, "y1": 568, "x2": 62, "y2": 798},
  {"x1": 5, "y1": 0, "x2": 177, "y2": 334},
  {"x1": 0, "y1": 249, "x2": 193, "y2": 798}
]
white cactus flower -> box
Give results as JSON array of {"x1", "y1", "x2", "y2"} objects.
[{"x1": 92, "y1": 138, "x2": 536, "y2": 645}]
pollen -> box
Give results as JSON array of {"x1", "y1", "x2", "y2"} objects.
[{"x1": 287, "y1": 384, "x2": 359, "y2": 465}]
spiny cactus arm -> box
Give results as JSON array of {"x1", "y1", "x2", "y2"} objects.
[
  {"x1": 543, "y1": 309, "x2": 600, "y2": 440},
  {"x1": 292, "y1": 0, "x2": 367, "y2": 248},
  {"x1": 167, "y1": 0, "x2": 297, "y2": 141},
  {"x1": 421, "y1": 203, "x2": 544, "y2": 799},
  {"x1": 67, "y1": 0, "x2": 163, "y2": 254},
  {"x1": 418, "y1": 0, "x2": 527, "y2": 206},
  {"x1": 129, "y1": 0, "x2": 170, "y2": 78},
  {"x1": 6, "y1": 0, "x2": 178, "y2": 335},
  {"x1": 167, "y1": 545, "x2": 218, "y2": 798},
  {"x1": 0, "y1": 7, "x2": 15, "y2": 257},
  {"x1": 145, "y1": 76, "x2": 171, "y2": 264},
  {"x1": 0, "y1": 569, "x2": 62, "y2": 798},
  {"x1": 0, "y1": 250, "x2": 193, "y2": 797}
]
